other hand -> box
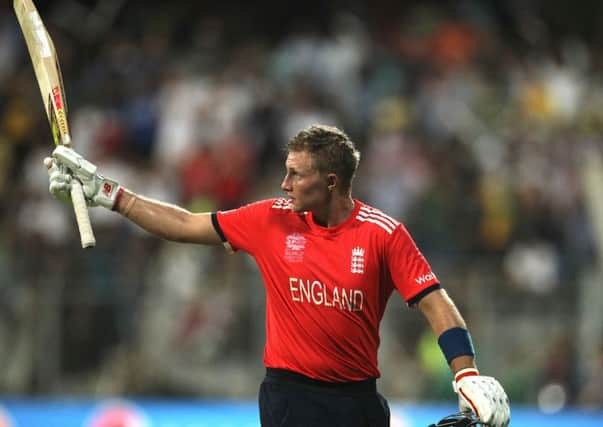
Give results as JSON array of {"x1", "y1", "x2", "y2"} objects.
[{"x1": 453, "y1": 368, "x2": 510, "y2": 427}]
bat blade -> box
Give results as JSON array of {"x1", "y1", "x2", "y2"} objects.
[{"x1": 15, "y1": 0, "x2": 96, "y2": 248}]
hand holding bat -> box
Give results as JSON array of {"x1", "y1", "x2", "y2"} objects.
[{"x1": 45, "y1": 146, "x2": 122, "y2": 210}]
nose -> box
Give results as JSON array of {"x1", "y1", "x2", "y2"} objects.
[{"x1": 281, "y1": 175, "x2": 291, "y2": 192}]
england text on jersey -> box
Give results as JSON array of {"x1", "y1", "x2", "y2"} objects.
[{"x1": 289, "y1": 277, "x2": 364, "y2": 312}]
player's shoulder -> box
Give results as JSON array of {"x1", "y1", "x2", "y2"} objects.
[
  {"x1": 231, "y1": 198, "x2": 290, "y2": 211},
  {"x1": 353, "y1": 201, "x2": 401, "y2": 236},
  {"x1": 246, "y1": 198, "x2": 299, "y2": 217}
]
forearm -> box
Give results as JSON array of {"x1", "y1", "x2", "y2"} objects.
[
  {"x1": 114, "y1": 189, "x2": 221, "y2": 245},
  {"x1": 418, "y1": 289, "x2": 477, "y2": 372},
  {"x1": 418, "y1": 289, "x2": 466, "y2": 335}
]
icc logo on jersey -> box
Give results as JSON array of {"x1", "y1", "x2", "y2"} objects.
[
  {"x1": 351, "y1": 247, "x2": 365, "y2": 274},
  {"x1": 285, "y1": 233, "x2": 306, "y2": 263}
]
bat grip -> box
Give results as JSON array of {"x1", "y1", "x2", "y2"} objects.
[{"x1": 70, "y1": 180, "x2": 96, "y2": 248}]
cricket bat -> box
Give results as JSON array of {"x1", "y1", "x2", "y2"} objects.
[{"x1": 14, "y1": 0, "x2": 96, "y2": 248}]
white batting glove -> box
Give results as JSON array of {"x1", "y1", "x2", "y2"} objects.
[
  {"x1": 44, "y1": 156, "x2": 74, "y2": 204},
  {"x1": 45, "y1": 146, "x2": 122, "y2": 209},
  {"x1": 453, "y1": 368, "x2": 510, "y2": 427}
]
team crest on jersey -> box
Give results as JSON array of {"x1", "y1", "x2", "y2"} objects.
[
  {"x1": 285, "y1": 233, "x2": 306, "y2": 262},
  {"x1": 350, "y1": 247, "x2": 365, "y2": 274}
]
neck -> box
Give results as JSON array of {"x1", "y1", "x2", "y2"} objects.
[{"x1": 312, "y1": 194, "x2": 355, "y2": 227}]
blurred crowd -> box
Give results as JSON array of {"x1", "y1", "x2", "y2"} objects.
[{"x1": 1, "y1": 0, "x2": 603, "y2": 410}]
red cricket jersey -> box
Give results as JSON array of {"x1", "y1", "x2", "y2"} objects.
[{"x1": 215, "y1": 198, "x2": 440, "y2": 382}]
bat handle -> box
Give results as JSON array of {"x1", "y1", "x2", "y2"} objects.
[{"x1": 70, "y1": 180, "x2": 96, "y2": 248}]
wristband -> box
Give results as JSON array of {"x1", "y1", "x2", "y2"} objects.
[{"x1": 438, "y1": 327, "x2": 475, "y2": 364}]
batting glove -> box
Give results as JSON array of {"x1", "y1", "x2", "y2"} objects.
[
  {"x1": 46, "y1": 146, "x2": 121, "y2": 209},
  {"x1": 44, "y1": 157, "x2": 73, "y2": 205},
  {"x1": 453, "y1": 368, "x2": 510, "y2": 427}
]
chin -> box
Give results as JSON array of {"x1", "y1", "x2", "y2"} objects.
[
  {"x1": 289, "y1": 199, "x2": 306, "y2": 213},
  {"x1": 291, "y1": 203, "x2": 304, "y2": 212}
]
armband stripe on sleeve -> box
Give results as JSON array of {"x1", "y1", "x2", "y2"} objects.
[
  {"x1": 211, "y1": 212, "x2": 227, "y2": 242},
  {"x1": 407, "y1": 283, "x2": 441, "y2": 306},
  {"x1": 438, "y1": 327, "x2": 476, "y2": 365},
  {"x1": 211, "y1": 212, "x2": 235, "y2": 253}
]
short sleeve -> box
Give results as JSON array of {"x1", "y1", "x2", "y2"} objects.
[
  {"x1": 387, "y1": 224, "x2": 440, "y2": 304},
  {"x1": 215, "y1": 199, "x2": 272, "y2": 254}
]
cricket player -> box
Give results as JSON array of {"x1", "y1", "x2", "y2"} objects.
[{"x1": 45, "y1": 124, "x2": 510, "y2": 427}]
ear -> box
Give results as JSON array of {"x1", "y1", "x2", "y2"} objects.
[{"x1": 326, "y1": 173, "x2": 337, "y2": 191}]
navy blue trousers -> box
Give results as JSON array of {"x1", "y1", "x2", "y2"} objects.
[{"x1": 259, "y1": 369, "x2": 390, "y2": 427}]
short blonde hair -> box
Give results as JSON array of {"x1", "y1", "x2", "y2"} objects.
[{"x1": 287, "y1": 124, "x2": 361, "y2": 193}]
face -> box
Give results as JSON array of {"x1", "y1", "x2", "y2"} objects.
[{"x1": 281, "y1": 151, "x2": 330, "y2": 212}]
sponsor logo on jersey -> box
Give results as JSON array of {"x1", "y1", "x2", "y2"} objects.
[
  {"x1": 289, "y1": 277, "x2": 364, "y2": 312},
  {"x1": 351, "y1": 246, "x2": 365, "y2": 274},
  {"x1": 414, "y1": 272, "x2": 437, "y2": 285},
  {"x1": 284, "y1": 232, "x2": 306, "y2": 262}
]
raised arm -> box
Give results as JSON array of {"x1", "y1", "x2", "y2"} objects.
[
  {"x1": 113, "y1": 190, "x2": 222, "y2": 244},
  {"x1": 45, "y1": 146, "x2": 223, "y2": 245}
]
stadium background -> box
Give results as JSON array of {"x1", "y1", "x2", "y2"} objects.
[{"x1": 0, "y1": 0, "x2": 602, "y2": 425}]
